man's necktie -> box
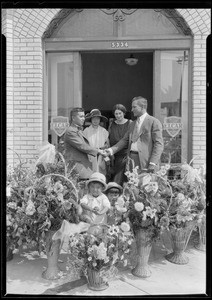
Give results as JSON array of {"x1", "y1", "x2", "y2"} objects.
[{"x1": 131, "y1": 118, "x2": 140, "y2": 143}]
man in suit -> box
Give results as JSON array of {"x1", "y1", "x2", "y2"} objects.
[
  {"x1": 64, "y1": 107, "x2": 105, "y2": 180},
  {"x1": 106, "y1": 96, "x2": 164, "y2": 173}
]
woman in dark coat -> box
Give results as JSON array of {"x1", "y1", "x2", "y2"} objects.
[{"x1": 108, "y1": 104, "x2": 132, "y2": 185}]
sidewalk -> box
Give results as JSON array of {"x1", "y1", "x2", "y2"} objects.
[{"x1": 6, "y1": 232, "x2": 206, "y2": 296}]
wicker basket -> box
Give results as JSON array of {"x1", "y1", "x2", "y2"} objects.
[{"x1": 87, "y1": 268, "x2": 109, "y2": 291}]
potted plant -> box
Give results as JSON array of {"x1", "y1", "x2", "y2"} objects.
[{"x1": 66, "y1": 223, "x2": 134, "y2": 290}]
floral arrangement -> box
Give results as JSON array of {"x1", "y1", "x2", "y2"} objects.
[
  {"x1": 119, "y1": 157, "x2": 206, "y2": 239},
  {"x1": 6, "y1": 156, "x2": 38, "y2": 253},
  {"x1": 6, "y1": 150, "x2": 81, "y2": 254},
  {"x1": 160, "y1": 159, "x2": 206, "y2": 230},
  {"x1": 123, "y1": 161, "x2": 172, "y2": 240},
  {"x1": 66, "y1": 223, "x2": 134, "y2": 281}
]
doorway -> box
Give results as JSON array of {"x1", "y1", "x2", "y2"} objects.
[
  {"x1": 82, "y1": 52, "x2": 153, "y2": 127},
  {"x1": 46, "y1": 50, "x2": 189, "y2": 165}
]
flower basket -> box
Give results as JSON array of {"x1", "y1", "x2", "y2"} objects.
[
  {"x1": 87, "y1": 268, "x2": 109, "y2": 291},
  {"x1": 7, "y1": 148, "x2": 85, "y2": 280},
  {"x1": 67, "y1": 224, "x2": 134, "y2": 287},
  {"x1": 124, "y1": 158, "x2": 174, "y2": 277},
  {"x1": 34, "y1": 172, "x2": 80, "y2": 280},
  {"x1": 164, "y1": 156, "x2": 206, "y2": 264},
  {"x1": 131, "y1": 228, "x2": 152, "y2": 278},
  {"x1": 7, "y1": 149, "x2": 39, "y2": 257},
  {"x1": 195, "y1": 214, "x2": 206, "y2": 251},
  {"x1": 165, "y1": 221, "x2": 195, "y2": 264}
]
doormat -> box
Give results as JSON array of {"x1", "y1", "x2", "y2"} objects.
[{"x1": 42, "y1": 276, "x2": 87, "y2": 295}]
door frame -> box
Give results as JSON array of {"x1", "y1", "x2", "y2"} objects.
[{"x1": 43, "y1": 36, "x2": 192, "y2": 160}]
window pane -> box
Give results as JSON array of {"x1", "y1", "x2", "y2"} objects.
[
  {"x1": 159, "y1": 50, "x2": 188, "y2": 164},
  {"x1": 47, "y1": 53, "x2": 74, "y2": 145}
]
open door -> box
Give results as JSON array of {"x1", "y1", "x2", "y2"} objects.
[{"x1": 82, "y1": 52, "x2": 153, "y2": 128}]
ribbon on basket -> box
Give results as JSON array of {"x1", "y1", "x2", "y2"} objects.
[
  {"x1": 52, "y1": 220, "x2": 90, "y2": 249},
  {"x1": 35, "y1": 142, "x2": 56, "y2": 169}
]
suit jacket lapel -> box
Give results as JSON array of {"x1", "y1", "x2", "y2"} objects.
[
  {"x1": 129, "y1": 120, "x2": 136, "y2": 143},
  {"x1": 130, "y1": 115, "x2": 149, "y2": 142},
  {"x1": 138, "y1": 115, "x2": 149, "y2": 136}
]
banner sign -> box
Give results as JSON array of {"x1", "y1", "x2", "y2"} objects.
[
  {"x1": 50, "y1": 116, "x2": 69, "y2": 137},
  {"x1": 163, "y1": 116, "x2": 183, "y2": 138}
]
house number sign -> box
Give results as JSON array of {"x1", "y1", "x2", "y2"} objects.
[{"x1": 111, "y1": 41, "x2": 129, "y2": 48}]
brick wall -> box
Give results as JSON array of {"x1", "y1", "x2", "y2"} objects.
[
  {"x1": 177, "y1": 8, "x2": 210, "y2": 167},
  {"x1": 13, "y1": 36, "x2": 43, "y2": 161},
  {"x1": 191, "y1": 35, "x2": 207, "y2": 166},
  {"x1": 3, "y1": 8, "x2": 210, "y2": 169},
  {"x1": 2, "y1": 9, "x2": 15, "y2": 164},
  {"x1": 3, "y1": 9, "x2": 60, "y2": 166}
]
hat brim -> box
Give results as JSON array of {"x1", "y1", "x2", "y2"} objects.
[
  {"x1": 86, "y1": 179, "x2": 107, "y2": 191},
  {"x1": 105, "y1": 184, "x2": 123, "y2": 194},
  {"x1": 85, "y1": 115, "x2": 108, "y2": 122}
]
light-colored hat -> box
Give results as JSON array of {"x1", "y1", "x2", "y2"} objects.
[
  {"x1": 85, "y1": 109, "x2": 108, "y2": 122},
  {"x1": 105, "y1": 182, "x2": 123, "y2": 194},
  {"x1": 86, "y1": 172, "x2": 107, "y2": 191}
]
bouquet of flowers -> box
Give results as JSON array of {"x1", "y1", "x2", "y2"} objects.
[
  {"x1": 6, "y1": 150, "x2": 81, "y2": 255},
  {"x1": 6, "y1": 158, "x2": 38, "y2": 253},
  {"x1": 160, "y1": 159, "x2": 206, "y2": 230},
  {"x1": 122, "y1": 159, "x2": 172, "y2": 241},
  {"x1": 159, "y1": 158, "x2": 206, "y2": 264},
  {"x1": 66, "y1": 223, "x2": 134, "y2": 283}
]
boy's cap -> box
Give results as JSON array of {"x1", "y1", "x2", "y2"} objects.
[
  {"x1": 86, "y1": 172, "x2": 107, "y2": 191},
  {"x1": 105, "y1": 182, "x2": 123, "y2": 194}
]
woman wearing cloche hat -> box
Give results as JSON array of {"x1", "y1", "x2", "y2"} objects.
[
  {"x1": 79, "y1": 172, "x2": 111, "y2": 225},
  {"x1": 83, "y1": 109, "x2": 110, "y2": 176}
]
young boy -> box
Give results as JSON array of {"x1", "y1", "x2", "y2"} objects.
[
  {"x1": 105, "y1": 182, "x2": 123, "y2": 206},
  {"x1": 104, "y1": 182, "x2": 123, "y2": 226},
  {"x1": 79, "y1": 172, "x2": 111, "y2": 225}
]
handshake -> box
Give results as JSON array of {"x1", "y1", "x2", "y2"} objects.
[{"x1": 97, "y1": 148, "x2": 111, "y2": 158}]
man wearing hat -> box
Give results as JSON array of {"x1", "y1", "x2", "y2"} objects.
[
  {"x1": 83, "y1": 109, "x2": 109, "y2": 176},
  {"x1": 79, "y1": 172, "x2": 111, "y2": 225},
  {"x1": 64, "y1": 107, "x2": 106, "y2": 180}
]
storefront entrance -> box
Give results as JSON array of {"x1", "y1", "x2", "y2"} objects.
[{"x1": 45, "y1": 9, "x2": 191, "y2": 164}]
